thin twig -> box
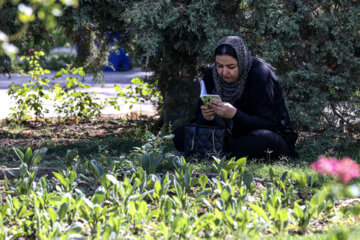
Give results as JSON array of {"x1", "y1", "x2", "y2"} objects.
[{"x1": 309, "y1": 3, "x2": 322, "y2": 12}]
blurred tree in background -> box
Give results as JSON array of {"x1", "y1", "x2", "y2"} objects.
[
  {"x1": 242, "y1": 0, "x2": 360, "y2": 157},
  {"x1": 125, "y1": 0, "x2": 244, "y2": 126},
  {"x1": 0, "y1": 0, "x2": 79, "y2": 73},
  {"x1": 124, "y1": 0, "x2": 360, "y2": 157}
]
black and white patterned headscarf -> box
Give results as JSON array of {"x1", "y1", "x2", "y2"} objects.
[
  {"x1": 212, "y1": 36, "x2": 253, "y2": 104},
  {"x1": 211, "y1": 36, "x2": 253, "y2": 130}
]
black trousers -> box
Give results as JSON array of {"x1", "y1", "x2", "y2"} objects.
[{"x1": 173, "y1": 125, "x2": 291, "y2": 160}]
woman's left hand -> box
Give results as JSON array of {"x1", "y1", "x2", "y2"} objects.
[{"x1": 210, "y1": 100, "x2": 237, "y2": 119}]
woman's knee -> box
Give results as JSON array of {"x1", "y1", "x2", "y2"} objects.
[
  {"x1": 225, "y1": 129, "x2": 290, "y2": 159},
  {"x1": 250, "y1": 129, "x2": 290, "y2": 156}
]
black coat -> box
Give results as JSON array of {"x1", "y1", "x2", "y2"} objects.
[{"x1": 195, "y1": 58, "x2": 298, "y2": 153}]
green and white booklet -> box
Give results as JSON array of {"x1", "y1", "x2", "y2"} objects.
[{"x1": 199, "y1": 79, "x2": 222, "y2": 107}]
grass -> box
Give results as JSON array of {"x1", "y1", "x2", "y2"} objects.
[
  {"x1": 271, "y1": 224, "x2": 360, "y2": 239},
  {"x1": 1, "y1": 116, "x2": 359, "y2": 183},
  {"x1": 0, "y1": 116, "x2": 155, "y2": 168},
  {"x1": 0, "y1": 116, "x2": 359, "y2": 239}
]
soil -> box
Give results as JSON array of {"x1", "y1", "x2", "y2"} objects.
[{"x1": 0, "y1": 114, "x2": 158, "y2": 148}]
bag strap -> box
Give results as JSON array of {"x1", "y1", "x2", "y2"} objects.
[
  {"x1": 212, "y1": 129, "x2": 217, "y2": 154},
  {"x1": 192, "y1": 123, "x2": 223, "y2": 130},
  {"x1": 191, "y1": 126, "x2": 196, "y2": 151}
]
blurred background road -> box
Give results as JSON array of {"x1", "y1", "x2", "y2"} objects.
[{"x1": 0, "y1": 68, "x2": 156, "y2": 120}]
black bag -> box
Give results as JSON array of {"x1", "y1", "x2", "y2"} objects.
[{"x1": 184, "y1": 124, "x2": 226, "y2": 158}]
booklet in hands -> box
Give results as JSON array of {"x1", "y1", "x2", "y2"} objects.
[
  {"x1": 199, "y1": 79, "x2": 222, "y2": 108},
  {"x1": 201, "y1": 95, "x2": 222, "y2": 108}
]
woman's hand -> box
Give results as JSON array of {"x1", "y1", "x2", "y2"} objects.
[
  {"x1": 210, "y1": 100, "x2": 237, "y2": 119},
  {"x1": 201, "y1": 105, "x2": 215, "y2": 121}
]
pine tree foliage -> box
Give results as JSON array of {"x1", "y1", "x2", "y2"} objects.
[
  {"x1": 125, "y1": 0, "x2": 244, "y2": 125},
  {"x1": 1, "y1": 0, "x2": 359, "y2": 157},
  {"x1": 242, "y1": 0, "x2": 360, "y2": 157}
]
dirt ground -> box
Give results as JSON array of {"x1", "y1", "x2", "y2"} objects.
[{"x1": 0, "y1": 114, "x2": 158, "y2": 149}]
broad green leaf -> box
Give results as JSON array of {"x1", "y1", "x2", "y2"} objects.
[
  {"x1": 16, "y1": 205, "x2": 26, "y2": 218},
  {"x1": 195, "y1": 190, "x2": 211, "y2": 202},
  {"x1": 99, "y1": 174, "x2": 108, "y2": 188},
  {"x1": 48, "y1": 207, "x2": 57, "y2": 224},
  {"x1": 220, "y1": 189, "x2": 230, "y2": 203},
  {"x1": 66, "y1": 234, "x2": 85, "y2": 240},
  {"x1": 138, "y1": 200, "x2": 148, "y2": 217},
  {"x1": 66, "y1": 222, "x2": 84, "y2": 234},
  {"x1": 49, "y1": 195, "x2": 63, "y2": 205},
  {"x1": 174, "y1": 179, "x2": 183, "y2": 198},
  {"x1": 92, "y1": 186, "x2": 106, "y2": 204},
  {"x1": 279, "y1": 209, "x2": 289, "y2": 222},
  {"x1": 184, "y1": 169, "x2": 190, "y2": 188},
  {"x1": 199, "y1": 174, "x2": 208, "y2": 190},
  {"x1": 269, "y1": 168, "x2": 275, "y2": 180},
  {"x1": 53, "y1": 172, "x2": 68, "y2": 188},
  {"x1": 12, "y1": 147, "x2": 24, "y2": 162},
  {"x1": 131, "y1": 77, "x2": 143, "y2": 85},
  {"x1": 128, "y1": 201, "x2": 136, "y2": 217},
  {"x1": 295, "y1": 173, "x2": 308, "y2": 189},
  {"x1": 171, "y1": 213, "x2": 188, "y2": 233},
  {"x1": 66, "y1": 149, "x2": 78, "y2": 162},
  {"x1": 24, "y1": 147, "x2": 33, "y2": 164},
  {"x1": 243, "y1": 171, "x2": 253, "y2": 190},
  {"x1": 220, "y1": 169, "x2": 228, "y2": 181},
  {"x1": 236, "y1": 157, "x2": 247, "y2": 169},
  {"x1": 267, "y1": 203, "x2": 276, "y2": 218},
  {"x1": 281, "y1": 172, "x2": 288, "y2": 182},
  {"x1": 249, "y1": 203, "x2": 269, "y2": 222},
  {"x1": 102, "y1": 223, "x2": 112, "y2": 239},
  {"x1": 90, "y1": 160, "x2": 104, "y2": 177},
  {"x1": 293, "y1": 202, "x2": 304, "y2": 218},
  {"x1": 154, "y1": 181, "x2": 161, "y2": 195},
  {"x1": 57, "y1": 202, "x2": 69, "y2": 221},
  {"x1": 106, "y1": 174, "x2": 119, "y2": 185},
  {"x1": 19, "y1": 163, "x2": 28, "y2": 176}
]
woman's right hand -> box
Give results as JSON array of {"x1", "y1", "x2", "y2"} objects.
[{"x1": 201, "y1": 105, "x2": 215, "y2": 121}]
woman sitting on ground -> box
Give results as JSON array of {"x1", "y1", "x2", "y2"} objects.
[{"x1": 173, "y1": 36, "x2": 298, "y2": 160}]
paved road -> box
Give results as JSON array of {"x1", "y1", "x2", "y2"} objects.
[{"x1": 0, "y1": 68, "x2": 156, "y2": 120}]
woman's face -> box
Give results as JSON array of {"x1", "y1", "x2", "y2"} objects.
[{"x1": 215, "y1": 55, "x2": 238, "y2": 83}]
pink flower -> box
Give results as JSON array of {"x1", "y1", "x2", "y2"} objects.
[
  {"x1": 310, "y1": 155, "x2": 340, "y2": 177},
  {"x1": 337, "y1": 157, "x2": 360, "y2": 184},
  {"x1": 310, "y1": 155, "x2": 360, "y2": 184},
  {"x1": 28, "y1": 49, "x2": 35, "y2": 55}
]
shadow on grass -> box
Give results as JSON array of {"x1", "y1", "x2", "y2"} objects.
[{"x1": 0, "y1": 117, "x2": 159, "y2": 168}]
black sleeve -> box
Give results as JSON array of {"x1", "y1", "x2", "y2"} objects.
[{"x1": 232, "y1": 64, "x2": 278, "y2": 130}]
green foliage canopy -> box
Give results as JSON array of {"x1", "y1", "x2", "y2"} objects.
[
  {"x1": 125, "y1": 0, "x2": 360, "y2": 157},
  {"x1": 1, "y1": 0, "x2": 359, "y2": 157},
  {"x1": 242, "y1": 0, "x2": 360, "y2": 156},
  {"x1": 125, "y1": 0, "x2": 244, "y2": 125}
]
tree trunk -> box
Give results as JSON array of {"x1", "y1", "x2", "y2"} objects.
[{"x1": 162, "y1": 76, "x2": 199, "y2": 129}]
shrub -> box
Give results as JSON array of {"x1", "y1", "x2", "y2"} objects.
[{"x1": 242, "y1": 0, "x2": 360, "y2": 157}]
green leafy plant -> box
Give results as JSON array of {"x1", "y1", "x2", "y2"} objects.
[
  {"x1": 132, "y1": 131, "x2": 174, "y2": 174},
  {"x1": 8, "y1": 51, "x2": 107, "y2": 122},
  {"x1": 8, "y1": 51, "x2": 51, "y2": 121},
  {"x1": 52, "y1": 167, "x2": 78, "y2": 193},
  {"x1": 291, "y1": 200, "x2": 317, "y2": 234},
  {"x1": 107, "y1": 77, "x2": 162, "y2": 112},
  {"x1": 12, "y1": 147, "x2": 47, "y2": 172},
  {"x1": 52, "y1": 66, "x2": 104, "y2": 120}
]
